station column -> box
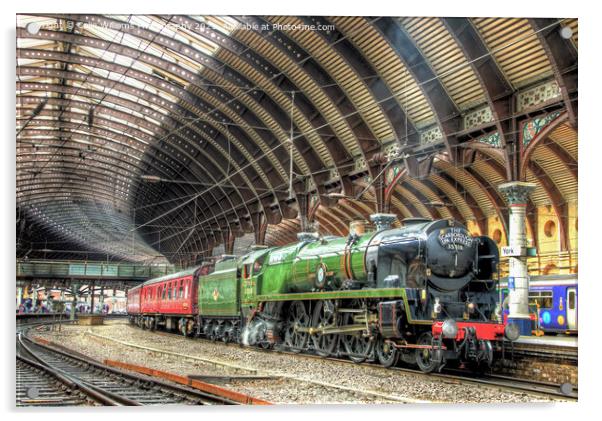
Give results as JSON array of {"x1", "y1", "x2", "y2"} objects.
[
  {"x1": 16, "y1": 287, "x2": 23, "y2": 309},
  {"x1": 31, "y1": 286, "x2": 37, "y2": 311},
  {"x1": 70, "y1": 284, "x2": 78, "y2": 321},
  {"x1": 498, "y1": 181, "x2": 536, "y2": 336}
]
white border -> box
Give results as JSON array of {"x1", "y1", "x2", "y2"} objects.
[{"x1": 3, "y1": 1, "x2": 599, "y2": 420}]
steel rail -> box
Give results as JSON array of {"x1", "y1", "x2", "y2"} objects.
[
  {"x1": 17, "y1": 322, "x2": 238, "y2": 406},
  {"x1": 144, "y1": 324, "x2": 578, "y2": 401}
]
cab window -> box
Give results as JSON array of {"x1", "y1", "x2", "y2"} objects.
[{"x1": 253, "y1": 257, "x2": 265, "y2": 275}]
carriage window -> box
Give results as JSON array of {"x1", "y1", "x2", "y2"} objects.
[
  {"x1": 179, "y1": 282, "x2": 184, "y2": 299},
  {"x1": 568, "y1": 291, "x2": 576, "y2": 310},
  {"x1": 529, "y1": 291, "x2": 553, "y2": 309},
  {"x1": 167, "y1": 284, "x2": 172, "y2": 300},
  {"x1": 185, "y1": 284, "x2": 189, "y2": 299}
]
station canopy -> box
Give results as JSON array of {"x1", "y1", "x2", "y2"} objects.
[{"x1": 16, "y1": 15, "x2": 578, "y2": 265}]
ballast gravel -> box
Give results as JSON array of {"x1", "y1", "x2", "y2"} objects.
[{"x1": 31, "y1": 320, "x2": 556, "y2": 404}]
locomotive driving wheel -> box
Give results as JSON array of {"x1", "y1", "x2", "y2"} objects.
[
  {"x1": 415, "y1": 332, "x2": 441, "y2": 373},
  {"x1": 341, "y1": 300, "x2": 374, "y2": 363},
  {"x1": 376, "y1": 337, "x2": 399, "y2": 368},
  {"x1": 207, "y1": 320, "x2": 218, "y2": 341},
  {"x1": 284, "y1": 301, "x2": 310, "y2": 353},
  {"x1": 311, "y1": 300, "x2": 339, "y2": 357}
]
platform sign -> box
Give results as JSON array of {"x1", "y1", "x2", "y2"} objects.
[
  {"x1": 501, "y1": 246, "x2": 524, "y2": 257},
  {"x1": 508, "y1": 277, "x2": 515, "y2": 290}
]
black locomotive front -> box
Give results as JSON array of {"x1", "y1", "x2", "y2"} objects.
[{"x1": 366, "y1": 218, "x2": 511, "y2": 371}]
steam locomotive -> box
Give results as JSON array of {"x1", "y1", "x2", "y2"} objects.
[{"x1": 127, "y1": 218, "x2": 518, "y2": 372}]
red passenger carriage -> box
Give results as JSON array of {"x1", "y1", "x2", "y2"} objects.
[
  {"x1": 127, "y1": 267, "x2": 200, "y2": 334},
  {"x1": 126, "y1": 285, "x2": 141, "y2": 314}
]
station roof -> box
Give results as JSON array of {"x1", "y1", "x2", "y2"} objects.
[{"x1": 16, "y1": 15, "x2": 578, "y2": 265}]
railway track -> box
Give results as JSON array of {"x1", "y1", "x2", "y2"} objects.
[
  {"x1": 16, "y1": 356, "x2": 101, "y2": 406},
  {"x1": 16, "y1": 325, "x2": 239, "y2": 406},
  {"x1": 21, "y1": 318, "x2": 577, "y2": 403},
  {"x1": 145, "y1": 327, "x2": 578, "y2": 401}
]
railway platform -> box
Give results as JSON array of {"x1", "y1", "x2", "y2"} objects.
[{"x1": 516, "y1": 335, "x2": 578, "y2": 348}]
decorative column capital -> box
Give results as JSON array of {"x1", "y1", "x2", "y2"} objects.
[
  {"x1": 370, "y1": 213, "x2": 397, "y2": 231},
  {"x1": 498, "y1": 181, "x2": 536, "y2": 205}
]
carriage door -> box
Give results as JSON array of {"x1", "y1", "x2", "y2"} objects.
[{"x1": 566, "y1": 288, "x2": 577, "y2": 331}]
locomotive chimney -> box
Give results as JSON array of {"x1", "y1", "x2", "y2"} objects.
[{"x1": 370, "y1": 213, "x2": 397, "y2": 231}]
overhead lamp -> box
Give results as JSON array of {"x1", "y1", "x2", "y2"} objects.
[
  {"x1": 26, "y1": 22, "x2": 41, "y2": 35},
  {"x1": 560, "y1": 26, "x2": 573, "y2": 39}
]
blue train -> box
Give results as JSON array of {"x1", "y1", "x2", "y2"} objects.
[{"x1": 499, "y1": 275, "x2": 578, "y2": 335}]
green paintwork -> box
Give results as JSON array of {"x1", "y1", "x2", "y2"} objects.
[
  {"x1": 198, "y1": 258, "x2": 239, "y2": 317},
  {"x1": 255, "y1": 287, "x2": 404, "y2": 302},
  {"x1": 199, "y1": 225, "x2": 437, "y2": 326},
  {"x1": 259, "y1": 232, "x2": 374, "y2": 296},
  {"x1": 240, "y1": 248, "x2": 271, "y2": 304}
]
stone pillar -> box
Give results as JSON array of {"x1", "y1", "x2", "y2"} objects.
[
  {"x1": 70, "y1": 284, "x2": 78, "y2": 321},
  {"x1": 370, "y1": 213, "x2": 397, "y2": 231},
  {"x1": 31, "y1": 286, "x2": 38, "y2": 312},
  {"x1": 16, "y1": 287, "x2": 23, "y2": 309},
  {"x1": 499, "y1": 181, "x2": 536, "y2": 336},
  {"x1": 45, "y1": 287, "x2": 51, "y2": 312},
  {"x1": 90, "y1": 283, "x2": 95, "y2": 314},
  {"x1": 99, "y1": 287, "x2": 105, "y2": 314}
]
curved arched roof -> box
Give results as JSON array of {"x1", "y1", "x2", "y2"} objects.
[{"x1": 16, "y1": 15, "x2": 578, "y2": 264}]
